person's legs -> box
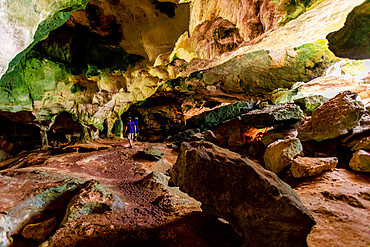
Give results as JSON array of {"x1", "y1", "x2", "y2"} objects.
[{"x1": 127, "y1": 133, "x2": 134, "y2": 147}]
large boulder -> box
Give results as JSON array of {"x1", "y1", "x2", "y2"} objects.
[
  {"x1": 298, "y1": 91, "x2": 365, "y2": 142},
  {"x1": 349, "y1": 150, "x2": 370, "y2": 172},
  {"x1": 263, "y1": 137, "x2": 303, "y2": 174},
  {"x1": 186, "y1": 100, "x2": 254, "y2": 131},
  {"x1": 327, "y1": 0, "x2": 370, "y2": 59},
  {"x1": 241, "y1": 103, "x2": 304, "y2": 128},
  {"x1": 169, "y1": 141, "x2": 315, "y2": 247},
  {"x1": 290, "y1": 156, "x2": 338, "y2": 178}
]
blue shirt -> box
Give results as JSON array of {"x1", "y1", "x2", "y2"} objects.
[
  {"x1": 126, "y1": 121, "x2": 136, "y2": 133},
  {"x1": 134, "y1": 120, "x2": 139, "y2": 134}
]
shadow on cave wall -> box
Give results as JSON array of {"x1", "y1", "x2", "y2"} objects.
[
  {"x1": 0, "y1": 112, "x2": 42, "y2": 158},
  {"x1": 48, "y1": 112, "x2": 84, "y2": 145},
  {"x1": 0, "y1": 111, "x2": 87, "y2": 161}
]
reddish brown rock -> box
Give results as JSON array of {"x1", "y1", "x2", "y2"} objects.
[
  {"x1": 294, "y1": 169, "x2": 370, "y2": 247},
  {"x1": 170, "y1": 141, "x2": 315, "y2": 247},
  {"x1": 298, "y1": 91, "x2": 365, "y2": 142},
  {"x1": 290, "y1": 156, "x2": 338, "y2": 178},
  {"x1": 22, "y1": 217, "x2": 58, "y2": 242}
]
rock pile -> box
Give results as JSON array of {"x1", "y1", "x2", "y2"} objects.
[{"x1": 170, "y1": 141, "x2": 315, "y2": 247}]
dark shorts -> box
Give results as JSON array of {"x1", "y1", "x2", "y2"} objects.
[{"x1": 128, "y1": 133, "x2": 135, "y2": 139}]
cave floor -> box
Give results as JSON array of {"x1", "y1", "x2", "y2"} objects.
[{"x1": 0, "y1": 139, "x2": 369, "y2": 247}]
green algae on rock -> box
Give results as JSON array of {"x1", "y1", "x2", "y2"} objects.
[{"x1": 0, "y1": 0, "x2": 89, "y2": 79}]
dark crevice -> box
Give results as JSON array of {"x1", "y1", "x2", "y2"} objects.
[{"x1": 152, "y1": 0, "x2": 177, "y2": 18}]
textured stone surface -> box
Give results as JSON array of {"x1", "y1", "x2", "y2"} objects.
[
  {"x1": 270, "y1": 59, "x2": 370, "y2": 105},
  {"x1": 186, "y1": 100, "x2": 254, "y2": 131},
  {"x1": 200, "y1": 41, "x2": 338, "y2": 96},
  {"x1": 241, "y1": 103, "x2": 304, "y2": 129},
  {"x1": 349, "y1": 150, "x2": 370, "y2": 172},
  {"x1": 0, "y1": 180, "x2": 82, "y2": 246},
  {"x1": 352, "y1": 136, "x2": 370, "y2": 151},
  {"x1": 170, "y1": 141, "x2": 315, "y2": 247},
  {"x1": 261, "y1": 128, "x2": 298, "y2": 147},
  {"x1": 295, "y1": 169, "x2": 370, "y2": 247},
  {"x1": 264, "y1": 137, "x2": 303, "y2": 174},
  {"x1": 0, "y1": 0, "x2": 88, "y2": 79},
  {"x1": 1, "y1": 141, "x2": 247, "y2": 246},
  {"x1": 327, "y1": 0, "x2": 370, "y2": 59},
  {"x1": 173, "y1": 0, "x2": 364, "y2": 81},
  {"x1": 294, "y1": 96, "x2": 328, "y2": 115},
  {"x1": 22, "y1": 217, "x2": 58, "y2": 242},
  {"x1": 290, "y1": 156, "x2": 338, "y2": 178},
  {"x1": 298, "y1": 91, "x2": 365, "y2": 142}
]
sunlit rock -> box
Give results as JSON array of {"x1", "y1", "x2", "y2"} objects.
[
  {"x1": 349, "y1": 150, "x2": 370, "y2": 173},
  {"x1": 271, "y1": 59, "x2": 370, "y2": 105},
  {"x1": 294, "y1": 95, "x2": 328, "y2": 115},
  {"x1": 0, "y1": 0, "x2": 88, "y2": 79},
  {"x1": 294, "y1": 169, "x2": 370, "y2": 247},
  {"x1": 263, "y1": 137, "x2": 303, "y2": 174},
  {"x1": 290, "y1": 156, "x2": 338, "y2": 178},
  {"x1": 298, "y1": 91, "x2": 366, "y2": 142}
]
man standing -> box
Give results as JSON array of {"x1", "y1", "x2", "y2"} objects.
[
  {"x1": 124, "y1": 117, "x2": 137, "y2": 148},
  {"x1": 133, "y1": 117, "x2": 140, "y2": 141}
]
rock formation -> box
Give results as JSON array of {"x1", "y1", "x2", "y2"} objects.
[
  {"x1": 298, "y1": 91, "x2": 366, "y2": 142},
  {"x1": 290, "y1": 156, "x2": 338, "y2": 178},
  {"x1": 170, "y1": 141, "x2": 315, "y2": 247},
  {"x1": 0, "y1": 0, "x2": 369, "y2": 246},
  {"x1": 263, "y1": 137, "x2": 303, "y2": 173}
]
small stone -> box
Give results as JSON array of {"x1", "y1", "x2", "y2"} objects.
[
  {"x1": 349, "y1": 150, "x2": 370, "y2": 172},
  {"x1": 264, "y1": 137, "x2": 303, "y2": 174},
  {"x1": 290, "y1": 157, "x2": 338, "y2": 178}
]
